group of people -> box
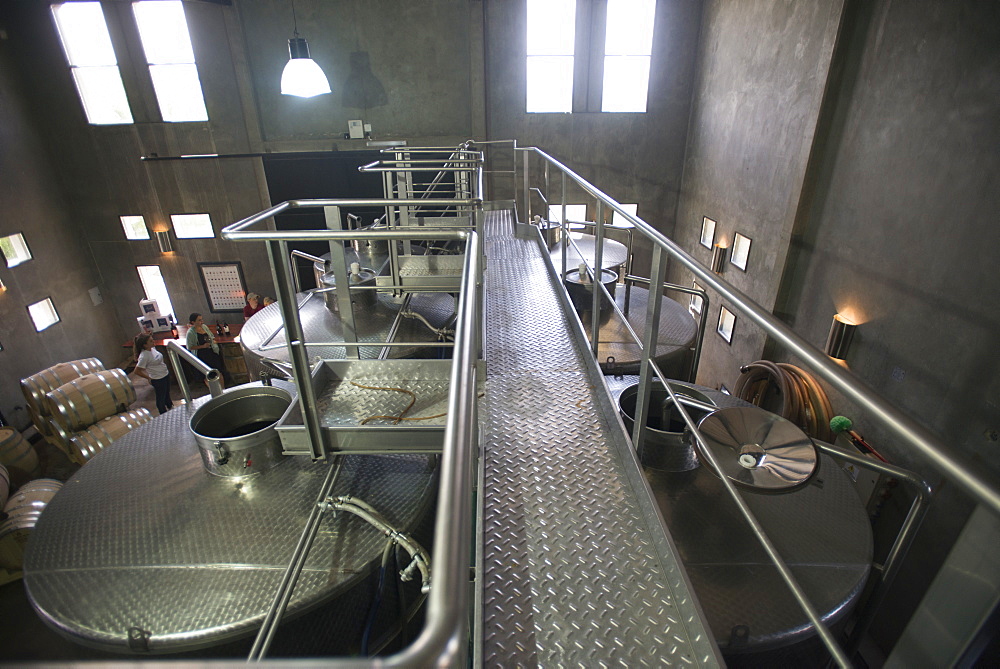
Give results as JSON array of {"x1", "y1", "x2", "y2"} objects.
[
  {"x1": 243, "y1": 292, "x2": 274, "y2": 320},
  {"x1": 133, "y1": 292, "x2": 275, "y2": 414}
]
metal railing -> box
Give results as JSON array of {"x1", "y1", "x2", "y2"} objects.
[
  {"x1": 220, "y1": 198, "x2": 482, "y2": 666},
  {"x1": 511, "y1": 144, "x2": 1000, "y2": 666}
]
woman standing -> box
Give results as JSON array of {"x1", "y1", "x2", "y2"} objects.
[
  {"x1": 186, "y1": 313, "x2": 229, "y2": 387},
  {"x1": 133, "y1": 333, "x2": 173, "y2": 414}
]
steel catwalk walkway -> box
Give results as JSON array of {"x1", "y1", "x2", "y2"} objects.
[{"x1": 479, "y1": 207, "x2": 721, "y2": 667}]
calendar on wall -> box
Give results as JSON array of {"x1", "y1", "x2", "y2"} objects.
[{"x1": 198, "y1": 262, "x2": 247, "y2": 313}]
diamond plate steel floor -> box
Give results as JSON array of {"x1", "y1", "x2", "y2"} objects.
[{"x1": 480, "y1": 209, "x2": 721, "y2": 667}]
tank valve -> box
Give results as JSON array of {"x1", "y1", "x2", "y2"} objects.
[{"x1": 214, "y1": 442, "x2": 230, "y2": 466}]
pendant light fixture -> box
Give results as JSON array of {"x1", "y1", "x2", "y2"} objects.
[{"x1": 280, "y1": 1, "x2": 331, "y2": 98}]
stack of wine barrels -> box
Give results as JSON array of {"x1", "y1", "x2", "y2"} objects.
[
  {"x1": 0, "y1": 478, "x2": 64, "y2": 581},
  {"x1": 20, "y1": 360, "x2": 153, "y2": 465}
]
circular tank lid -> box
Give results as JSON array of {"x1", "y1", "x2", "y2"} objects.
[{"x1": 695, "y1": 406, "x2": 818, "y2": 493}]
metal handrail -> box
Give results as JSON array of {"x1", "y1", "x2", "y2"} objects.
[
  {"x1": 221, "y1": 200, "x2": 481, "y2": 666},
  {"x1": 515, "y1": 144, "x2": 1000, "y2": 666},
  {"x1": 164, "y1": 340, "x2": 223, "y2": 403},
  {"x1": 516, "y1": 145, "x2": 1000, "y2": 516}
]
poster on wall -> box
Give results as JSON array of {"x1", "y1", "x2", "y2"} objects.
[{"x1": 198, "y1": 262, "x2": 247, "y2": 313}]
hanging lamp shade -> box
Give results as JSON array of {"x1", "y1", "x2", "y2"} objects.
[{"x1": 280, "y1": 37, "x2": 331, "y2": 97}]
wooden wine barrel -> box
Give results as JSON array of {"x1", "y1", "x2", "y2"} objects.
[
  {"x1": 44, "y1": 419, "x2": 81, "y2": 465},
  {"x1": 20, "y1": 358, "x2": 105, "y2": 418},
  {"x1": 45, "y1": 369, "x2": 136, "y2": 432},
  {"x1": 0, "y1": 427, "x2": 41, "y2": 489},
  {"x1": 70, "y1": 408, "x2": 153, "y2": 463},
  {"x1": 0, "y1": 464, "x2": 9, "y2": 509},
  {"x1": 0, "y1": 479, "x2": 64, "y2": 570}
]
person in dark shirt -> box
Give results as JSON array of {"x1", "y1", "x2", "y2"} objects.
[{"x1": 243, "y1": 292, "x2": 264, "y2": 320}]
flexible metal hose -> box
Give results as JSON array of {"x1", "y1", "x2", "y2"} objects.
[{"x1": 735, "y1": 361, "x2": 835, "y2": 442}]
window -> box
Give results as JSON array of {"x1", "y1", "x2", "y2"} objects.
[
  {"x1": 527, "y1": 0, "x2": 656, "y2": 114},
  {"x1": 51, "y1": 2, "x2": 134, "y2": 125},
  {"x1": 548, "y1": 204, "x2": 588, "y2": 223},
  {"x1": 0, "y1": 233, "x2": 33, "y2": 268},
  {"x1": 170, "y1": 213, "x2": 214, "y2": 238},
  {"x1": 137, "y1": 265, "x2": 175, "y2": 321},
  {"x1": 611, "y1": 203, "x2": 639, "y2": 227},
  {"x1": 602, "y1": 0, "x2": 656, "y2": 112},
  {"x1": 526, "y1": 0, "x2": 576, "y2": 113},
  {"x1": 28, "y1": 298, "x2": 60, "y2": 332},
  {"x1": 120, "y1": 215, "x2": 150, "y2": 240},
  {"x1": 133, "y1": 1, "x2": 208, "y2": 122}
]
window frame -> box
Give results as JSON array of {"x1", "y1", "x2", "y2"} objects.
[{"x1": 27, "y1": 297, "x2": 61, "y2": 332}]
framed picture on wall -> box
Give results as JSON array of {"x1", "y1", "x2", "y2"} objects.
[
  {"x1": 731, "y1": 232, "x2": 752, "y2": 271},
  {"x1": 700, "y1": 216, "x2": 717, "y2": 249},
  {"x1": 717, "y1": 306, "x2": 736, "y2": 344},
  {"x1": 198, "y1": 262, "x2": 248, "y2": 313}
]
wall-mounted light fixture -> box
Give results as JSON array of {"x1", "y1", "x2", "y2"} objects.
[
  {"x1": 825, "y1": 314, "x2": 857, "y2": 360},
  {"x1": 280, "y1": 1, "x2": 331, "y2": 98},
  {"x1": 155, "y1": 230, "x2": 174, "y2": 254},
  {"x1": 711, "y1": 243, "x2": 727, "y2": 274}
]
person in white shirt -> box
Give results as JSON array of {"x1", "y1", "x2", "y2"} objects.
[{"x1": 133, "y1": 333, "x2": 173, "y2": 414}]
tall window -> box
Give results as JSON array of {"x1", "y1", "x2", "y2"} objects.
[
  {"x1": 526, "y1": 0, "x2": 576, "y2": 113},
  {"x1": 51, "y1": 2, "x2": 134, "y2": 125},
  {"x1": 132, "y1": 1, "x2": 208, "y2": 122},
  {"x1": 603, "y1": 0, "x2": 656, "y2": 112},
  {"x1": 526, "y1": 0, "x2": 657, "y2": 114},
  {"x1": 137, "y1": 265, "x2": 175, "y2": 321}
]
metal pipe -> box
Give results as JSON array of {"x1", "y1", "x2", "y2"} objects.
[
  {"x1": 165, "y1": 340, "x2": 223, "y2": 402},
  {"x1": 248, "y1": 457, "x2": 344, "y2": 661},
  {"x1": 255, "y1": 340, "x2": 455, "y2": 352},
  {"x1": 813, "y1": 440, "x2": 932, "y2": 654},
  {"x1": 380, "y1": 293, "x2": 414, "y2": 360},
  {"x1": 290, "y1": 249, "x2": 326, "y2": 293},
  {"x1": 385, "y1": 230, "x2": 479, "y2": 667},
  {"x1": 522, "y1": 145, "x2": 1000, "y2": 517}
]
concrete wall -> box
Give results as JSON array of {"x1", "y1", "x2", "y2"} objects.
[
  {"x1": 669, "y1": 0, "x2": 844, "y2": 388},
  {"x1": 672, "y1": 0, "x2": 1000, "y2": 653},
  {"x1": 0, "y1": 42, "x2": 125, "y2": 430},
  {"x1": 770, "y1": 0, "x2": 1000, "y2": 650},
  {"x1": 485, "y1": 0, "x2": 702, "y2": 273}
]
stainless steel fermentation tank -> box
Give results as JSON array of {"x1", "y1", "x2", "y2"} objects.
[
  {"x1": 23, "y1": 240, "x2": 457, "y2": 657},
  {"x1": 614, "y1": 379, "x2": 873, "y2": 665}
]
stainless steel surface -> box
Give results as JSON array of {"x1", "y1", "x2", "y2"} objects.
[
  {"x1": 618, "y1": 381, "x2": 715, "y2": 472},
  {"x1": 222, "y1": 187, "x2": 483, "y2": 667},
  {"x1": 275, "y1": 360, "x2": 455, "y2": 455},
  {"x1": 596, "y1": 286, "x2": 698, "y2": 377},
  {"x1": 23, "y1": 382, "x2": 438, "y2": 654},
  {"x1": 480, "y1": 208, "x2": 720, "y2": 666},
  {"x1": 239, "y1": 291, "x2": 457, "y2": 376},
  {"x1": 608, "y1": 377, "x2": 872, "y2": 656},
  {"x1": 564, "y1": 267, "x2": 617, "y2": 321},
  {"x1": 696, "y1": 407, "x2": 819, "y2": 494},
  {"x1": 517, "y1": 145, "x2": 1000, "y2": 519},
  {"x1": 190, "y1": 386, "x2": 293, "y2": 477},
  {"x1": 550, "y1": 234, "x2": 628, "y2": 272}
]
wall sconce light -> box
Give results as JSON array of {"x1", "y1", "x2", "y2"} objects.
[
  {"x1": 155, "y1": 230, "x2": 174, "y2": 254},
  {"x1": 280, "y1": 2, "x2": 332, "y2": 98},
  {"x1": 825, "y1": 314, "x2": 857, "y2": 360},
  {"x1": 711, "y1": 243, "x2": 727, "y2": 274}
]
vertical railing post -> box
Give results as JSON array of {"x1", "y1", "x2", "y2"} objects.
[
  {"x1": 324, "y1": 205, "x2": 360, "y2": 359},
  {"x1": 266, "y1": 239, "x2": 326, "y2": 461},
  {"x1": 560, "y1": 172, "x2": 568, "y2": 279},
  {"x1": 591, "y1": 200, "x2": 605, "y2": 358},
  {"x1": 632, "y1": 245, "x2": 667, "y2": 457},
  {"x1": 522, "y1": 150, "x2": 530, "y2": 223}
]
